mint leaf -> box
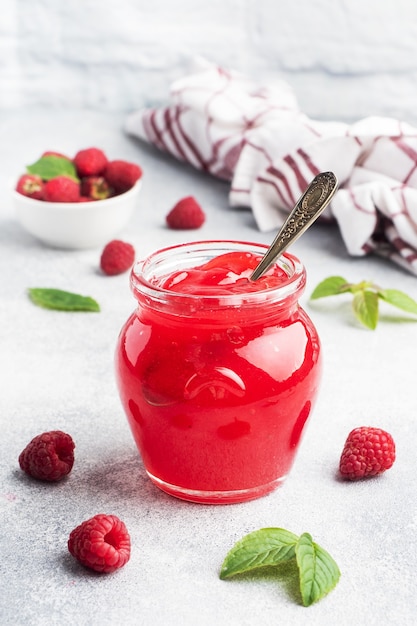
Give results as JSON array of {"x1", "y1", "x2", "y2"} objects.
[
  {"x1": 26, "y1": 155, "x2": 79, "y2": 182},
  {"x1": 310, "y1": 276, "x2": 350, "y2": 300},
  {"x1": 295, "y1": 532, "x2": 341, "y2": 607},
  {"x1": 378, "y1": 288, "x2": 417, "y2": 315},
  {"x1": 219, "y1": 528, "x2": 298, "y2": 579},
  {"x1": 352, "y1": 290, "x2": 379, "y2": 329},
  {"x1": 310, "y1": 275, "x2": 417, "y2": 329},
  {"x1": 28, "y1": 288, "x2": 100, "y2": 312},
  {"x1": 220, "y1": 528, "x2": 340, "y2": 607}
]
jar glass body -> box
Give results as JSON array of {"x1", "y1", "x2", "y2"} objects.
[{"x1": 115, "y1": 240, "x2": 322, "y2": 504}]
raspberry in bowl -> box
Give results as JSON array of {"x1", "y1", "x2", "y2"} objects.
[
  {"x1": 115, "y1": 240, "x2": 322, "y2": 504},
  {"x1": 13, "y1": 149, "x2": 142, "y2": 249}
]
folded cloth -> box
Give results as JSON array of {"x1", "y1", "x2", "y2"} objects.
[{"x1": 125, "y1": 57, "x2": 417, "y2": 275}]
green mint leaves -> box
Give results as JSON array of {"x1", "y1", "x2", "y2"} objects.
[
  {"x1": 220, "y1": 528, "x2": 340, "y2": 607},
  {"x1": 28, "y1": 288, "x2": 100, "y2": 312},
  {"x1": 26, "y1": 155, "x2": 79, "y2": 182},
  {"x1": 310, "y1": 276, "x2": 417, "y2": 329}
]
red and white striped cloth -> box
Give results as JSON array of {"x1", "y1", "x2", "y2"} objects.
[{"x1": 125, "y1": 58, "x2": 417, "y2": 275}]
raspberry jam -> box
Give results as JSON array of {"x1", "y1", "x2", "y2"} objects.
[{"x1": 115, "y1": 241, "x2": 322, "y2": 504}]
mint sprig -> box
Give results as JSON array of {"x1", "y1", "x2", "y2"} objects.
[
  {"x1": 28, "y1": 288, "x2": 100, "y2": 312},
  {"x1": 310, "y1": 276, "x2": 417, "y2": 329},
  {"x1": 220, "y1": 528, "x2": 340, "y2": 607},
  {"x1": 26, "y1": 155, "x2": 79, "y2": 182}
]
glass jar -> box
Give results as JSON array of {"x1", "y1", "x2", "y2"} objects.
[{"x1": 115, "y1": 240, "x2": 321, "y2": 504}]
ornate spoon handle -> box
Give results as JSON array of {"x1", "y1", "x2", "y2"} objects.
[{"x1": 250, "y1": 171, "x2": 338, "y2": 281}]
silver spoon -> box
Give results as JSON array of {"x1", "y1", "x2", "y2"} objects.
[{"x1": 250, "y1": 171, "x2": 338, "y2": 281}]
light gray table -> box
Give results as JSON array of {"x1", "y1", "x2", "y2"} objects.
[{"x1": 1, "y1": 109, "x2": 416, "y2": 625}]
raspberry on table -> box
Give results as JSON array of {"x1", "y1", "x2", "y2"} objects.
[
  {"x1": 100, "y1": 239, "x2": 136, "y2": 276},
  {"x1": 18, "y1": 430, "x2": 75, "y2": 482},
  {"x1": 16, "y1": 174, "x2": 44, "y2": 200},
  {"x1": 339, "y1": 426, "x2": 396, "y2": 480},
  {"x1": 104, "y1": 160, "x2": 142, "y2": 194},
  {"x1": 166, "y1": 196, "x2": 206, "y2": 230},
  {"x1": 43, "y1": 176, "x2": 81, "y2": 203},
  {"x1": 68, "y1": 514, "x2": 131, "y2": 573},
  {"x1": 73, "y1": 147, "x2": 108, "y2": 178}
]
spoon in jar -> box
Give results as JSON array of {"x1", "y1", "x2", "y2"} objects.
[{"x1": 250, "y1": 171, "x2": 338, "y2": 281}]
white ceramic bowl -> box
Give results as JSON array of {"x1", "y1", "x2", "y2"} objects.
[{"x1": 13, "y1": 180, "x2": 142, "y2": 249}]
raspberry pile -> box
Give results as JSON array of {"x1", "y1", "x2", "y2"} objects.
[
  {"x1": 100, "y1": 239, "x2": 136, "y2": 275},
  {"x1": 16, "y1": 148, "x2": 142, "y2": 203},
  {"x1": 18, "y1": 430, "x2": 75, "y2": 482},
  {"x1": 68, "y1": 513, "x2": 131, "y2": 573},
  {"x1": 339, "y1": 426, "x2": 396, "y2": 480}
]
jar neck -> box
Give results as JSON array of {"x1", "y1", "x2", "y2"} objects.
[{"x1": 130, "y1": 240, "x2": 306, "y2": 325}]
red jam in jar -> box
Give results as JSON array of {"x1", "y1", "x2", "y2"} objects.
[{"x1": 115, "y1": 241, "x2": 321, "y2": 504}]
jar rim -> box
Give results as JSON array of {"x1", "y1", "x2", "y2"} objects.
[{"x1": 130, "y1": 240, "x2": 306, "y2": 307}]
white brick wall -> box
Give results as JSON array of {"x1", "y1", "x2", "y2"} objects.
[{"x1": 1, "y1": 0, "x2": 417, "y2": 124}]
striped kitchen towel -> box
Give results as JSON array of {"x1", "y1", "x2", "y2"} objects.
[{"x1": 125, "y1": 57, "x2": 417, "y2": 275}]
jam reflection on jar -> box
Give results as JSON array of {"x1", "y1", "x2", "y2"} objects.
[{"x1": 115, "y1": 240, "x2": 322, "y2": 504}]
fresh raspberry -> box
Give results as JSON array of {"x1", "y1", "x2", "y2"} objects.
[
  {"x1": 80, "y1": 176, "x2": 112, "y2": 200},
  {"x1": 43, "y1": 176, "x2": 81, "y2": 203},
  {"x1": 104, "y1": 160, "x2": 142, "y2": 194},
  {"x1": 73, "y1": 147, "x2": 108, "y2": 178},
  {"x1": 166, "y1": 196, "x2": 206, "y2": 229},
  {"x1": 16, "y1": 174, "x2": 44, "y2": 200},
  {"x1": 18, "y1": 430, "x2": 75, "y2": 482},
  {"x1": 339, "y1": 426, "x2": 396, "y2": 480},
  {"x1": 68, "y1": 514, "x2": 131, "y2": 573},
  {"x1": 100, "y1": 239, "x2": 135, "y2": 275}
]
